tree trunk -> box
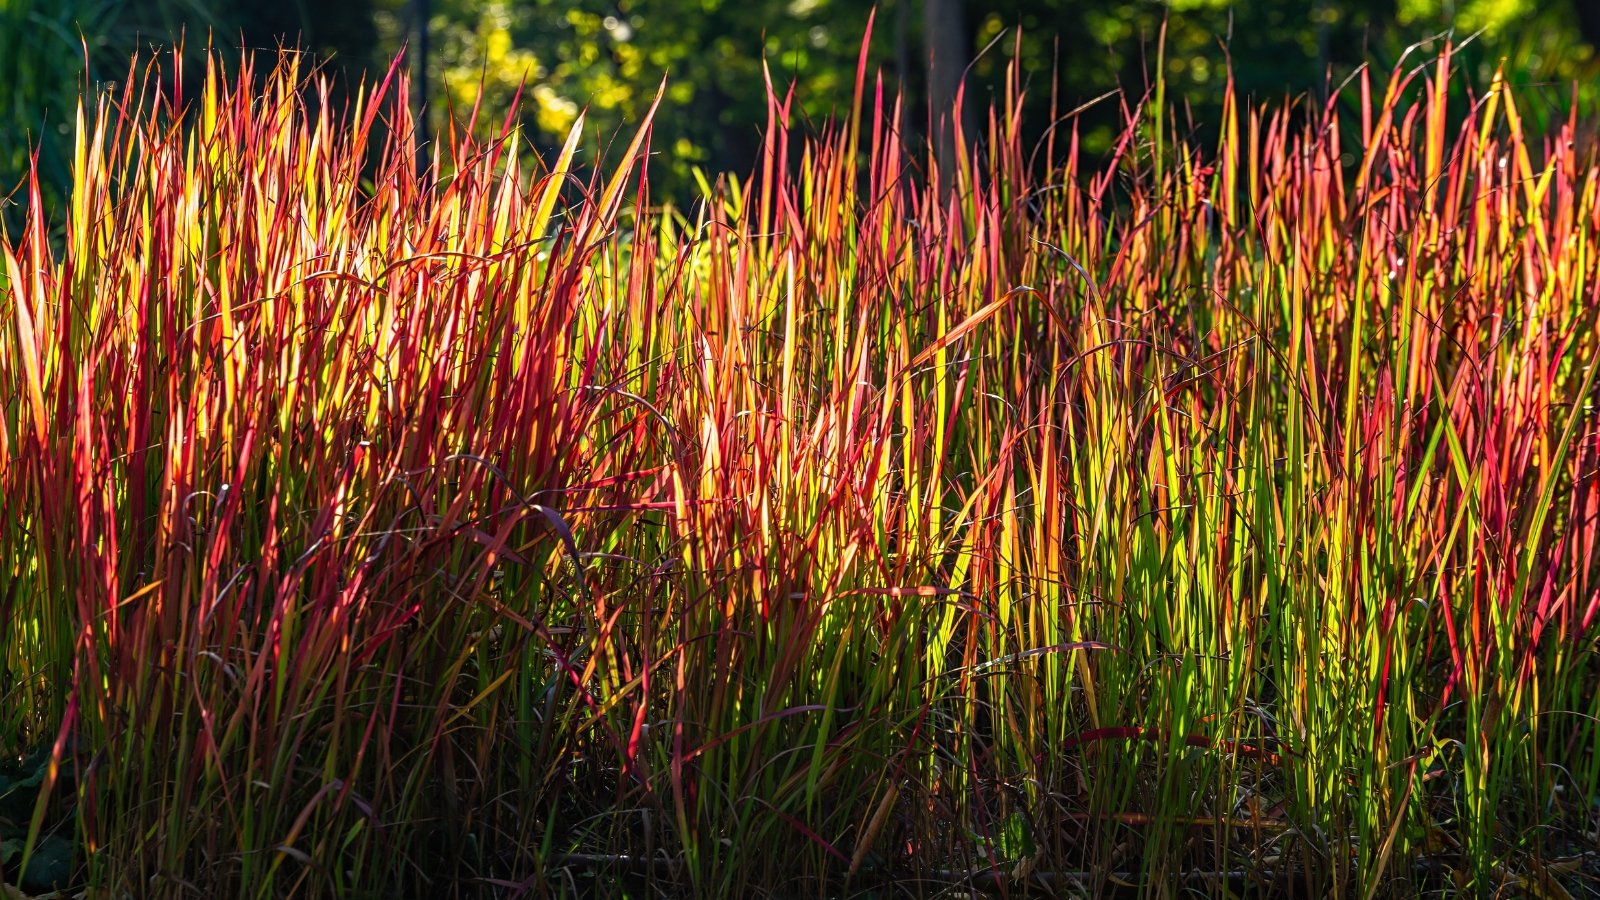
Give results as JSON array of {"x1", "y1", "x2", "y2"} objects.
[
  {"x1": 412, "y1": 0, "x2": 430, "y2": 135},
  {"x1": 923, "y1": 0, "x2": 969, "y2": 193}
]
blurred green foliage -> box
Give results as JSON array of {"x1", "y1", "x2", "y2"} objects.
[
  {"x1": 378, "y1": 0, "x2": 882, "y2": 181},
  {"x1": 5, "y1": 0, "x2": 1600, "y2": 221},
  {"x1": 2, "y1": 0, "x2": 212, "y2": 232},
  {"x1": 965, "y1": 0, "x2": 1598, "y2": 161},
  {"x1": 385, "y1": 0, "x2": 1600, "y2": 195}
]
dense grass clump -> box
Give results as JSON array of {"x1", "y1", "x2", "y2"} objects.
[{"x1": 2, "y1": 36, "x2": 1598, "y2": 898}]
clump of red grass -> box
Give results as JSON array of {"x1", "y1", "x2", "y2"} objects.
[{"x1": 2, "y1": 31, "x2": 1598, "y2": 898}]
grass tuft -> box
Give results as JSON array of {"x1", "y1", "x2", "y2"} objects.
[{"x1": 2, "y1": 40, "x2": 1598, "y2": 897}]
